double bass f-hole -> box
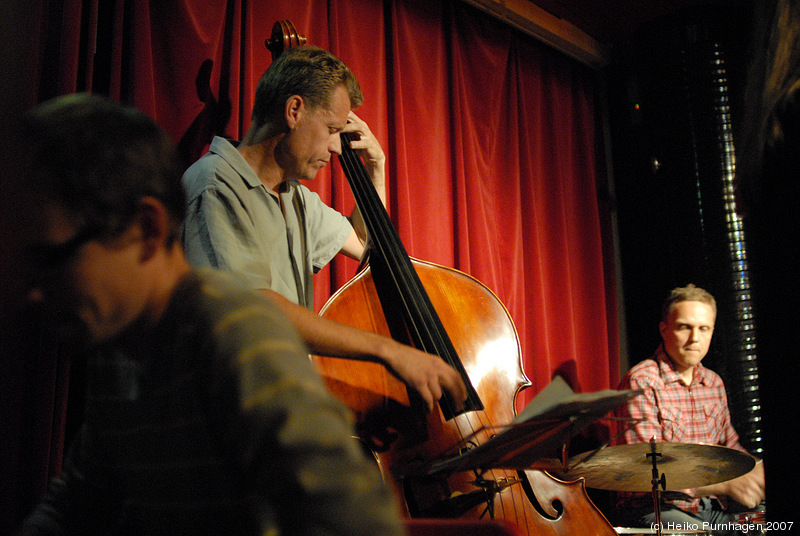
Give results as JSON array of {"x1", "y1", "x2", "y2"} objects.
[{"x1": 268, "y1": 20, "x2": 618, "y2": 535}]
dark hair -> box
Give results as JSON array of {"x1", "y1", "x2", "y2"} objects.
[
  {"x1": 661, "y1": 284, "x2": 717, "y2": 322},
  {"x1": 250, "y1": 45, "x2": 363, "y2": 128},
  {"x1": 18, "y1": 93, "x2": 186, "y2": 244}
]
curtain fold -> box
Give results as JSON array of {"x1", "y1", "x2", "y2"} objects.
[{"x1": 2, "y1": 0, "x2": 618, "y2": 528}]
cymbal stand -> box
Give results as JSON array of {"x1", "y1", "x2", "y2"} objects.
[{"x1": 647, "y1": 438, "x2": 666, "y2": 536}]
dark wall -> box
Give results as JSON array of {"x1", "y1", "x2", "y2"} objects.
[{"x1": 606, "y1": 5, "x2": 761, "y2": 450}]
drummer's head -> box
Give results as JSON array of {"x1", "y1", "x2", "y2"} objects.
[
  {"x1": 660, "y1": 284, "x2": 717, "y2": 323},
  {"x1": 658, "y1": 285, "x2": 717, "y2": 380}
]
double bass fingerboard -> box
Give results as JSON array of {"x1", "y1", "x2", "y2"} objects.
[{"x1": 337, "y1": 133, "x2": 483, "y2": 420}]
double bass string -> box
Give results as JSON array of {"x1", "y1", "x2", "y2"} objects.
[
  {"x1": 337, "y1": 136, "x2": 582, "y2": 531},
  {"x1": 339, "y1": 138, "x2": 576, "y2": 531},
  {"x1": 338, "y1": 134, "x2": 445, "y2": 354},
  {"x1": 338, "y1": 135, "x2": 449, "y2": 362},
  {"x1": 337, "y1": 136, "x2": 619, "y2": 533},
  {"x1": 338, "y1": 134, "x2": 484, "y2": 427},
  {"x1": 338, "y1": 135, "x2": 439, "y2": 355}
]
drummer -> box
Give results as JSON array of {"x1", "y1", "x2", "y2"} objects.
[{"x1": 615, "y1": 284, "x2": 765, "y2": 533}]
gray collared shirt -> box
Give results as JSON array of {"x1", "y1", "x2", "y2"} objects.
[{"x1": 182, "y1": 137, "x2": 352, "y2": 308}]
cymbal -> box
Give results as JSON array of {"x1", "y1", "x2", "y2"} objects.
[{"x1": 555, "y1": 443, "x2": 756, "y2": 492}]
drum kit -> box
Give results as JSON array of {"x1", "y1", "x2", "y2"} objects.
[
  {"x1": 558, "y1": 440, "x2": 756, "y2": 493},
  {"x1": 541, "y1": 439, "x2": 762, "y2": 536},
  {"x1": 415, "y1": 380, "x2": 763, "y2": 536}
]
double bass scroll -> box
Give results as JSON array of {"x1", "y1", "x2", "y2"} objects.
[{"x1": 266, "y1": 20, "x2": 306, "y2": 61}]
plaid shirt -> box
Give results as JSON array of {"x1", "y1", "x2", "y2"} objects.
[{"x1": 615, "y1": 345, "x2": 743, "y2": 513}]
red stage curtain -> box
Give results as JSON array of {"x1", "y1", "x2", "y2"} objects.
[
  {"x1": 116, "y1": 0, "x2": 618, "y2": 401},
  {"x1": 1, "y1": 0, "x2": 618, "y2": 529}
]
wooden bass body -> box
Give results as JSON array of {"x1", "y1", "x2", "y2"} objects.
[{"x1": 313, "y1": 258, "x2": 617, "y2": 534}]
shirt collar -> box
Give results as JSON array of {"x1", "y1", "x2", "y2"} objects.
[
  {"x1": 209, "y1": 136, "x2": 265, "y2": 190},
  {"x1": 209, "y1": 136, "x2": 298, "y2": 199},
  {"x1": 655, "y1": 344, "x2": 710, "y2": 386}
]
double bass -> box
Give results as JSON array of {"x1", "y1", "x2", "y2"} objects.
[{"x1": 267, "y1": 20, "x2": 617, "y2": 535}]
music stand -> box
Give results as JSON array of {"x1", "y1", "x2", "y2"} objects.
[{"x1": 418, "y1": 376, "x2": 639, "y2": 476}]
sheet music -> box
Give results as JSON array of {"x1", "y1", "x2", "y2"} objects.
[
  {"x1": 419, "y1": 375, "x2": 639, "y2": 476},
  {"x1": 511, "y1": 375, "x2": 637, "y2": 427}
]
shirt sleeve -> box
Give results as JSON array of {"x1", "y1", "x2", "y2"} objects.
[
  {"x1": 183, "y1": 183, "x2": 275, "y2": 291},
  {"x1": 618, "y1": 373, "x2": 663, "y2": 444},
  {"x1": 294, "y1": 185, "x2": 353, "y2": 271},
  {"x1": 210, "y1": 297, "x2": 404, "y2": 536},
  {"x1": 716, "y1": 386, "x2": 744, "y2": 451}
]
